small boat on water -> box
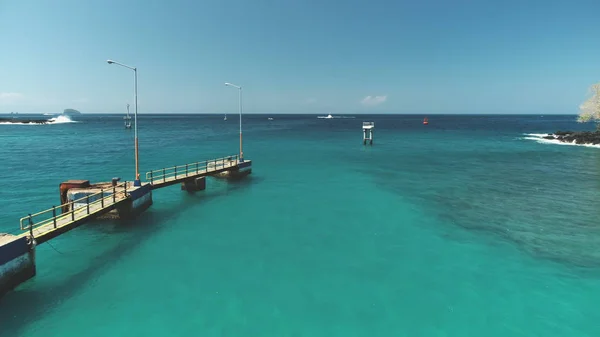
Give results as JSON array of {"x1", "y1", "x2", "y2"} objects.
[
  {"x1": 224, "y1": 114, "x2": 227, "y2": 121},
  {"x1": 268, "y1": 117, "x2": 274, "y2": 121},
  {"x1": 318, "y1": 114, "x2": 334, "y2": 119},
  {"x1": 423, "y1": 117, "x2": 429, "y2": 125}
]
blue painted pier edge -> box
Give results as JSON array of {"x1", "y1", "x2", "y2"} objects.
[
  {"x1": 118, "y1": 183, "x2": 153, "y2": 219},
  {"x1": 0, "y1": 236, "x2": 36, "y2": 297}
]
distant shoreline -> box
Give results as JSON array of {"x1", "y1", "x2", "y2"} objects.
[{"x1": 0, "y1": 118, "x2": 48, "y2": 124}]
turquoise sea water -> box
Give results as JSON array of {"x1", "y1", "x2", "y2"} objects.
[{"x1": 0, "y1": 114, "x2": 599, "y2": 336}]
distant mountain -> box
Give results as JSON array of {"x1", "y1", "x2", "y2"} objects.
[{"x1": 63, "y1": 109, "x2": 81, "y2": 115}]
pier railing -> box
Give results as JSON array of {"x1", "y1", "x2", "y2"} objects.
[
  {"x1": 145, "y1": 154, "x2": 239, "y2": 184},
  {"x1": 19, "y1": 182, "x2": 130, "y2": 233}
]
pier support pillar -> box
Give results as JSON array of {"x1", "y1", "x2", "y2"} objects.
[
  {"x1": 181, "y1": 177, "x2": 206, "y2": 192},
  {"x1": 0, "y1": 235, "x2": 36, "y2": 298},
  {"x1": 227, "y1": 168, "x2": 252, "y2": 179},
  {"x1": 214, "y1": 160, "x2": 252, "y2": 179},
  {"x1": 117, "y1": 183, "x2": 153, "y2": 219}
]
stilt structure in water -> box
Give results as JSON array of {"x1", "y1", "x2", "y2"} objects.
[{"x1": 363, "y1": 122, "x2": 374, "y2": 145}]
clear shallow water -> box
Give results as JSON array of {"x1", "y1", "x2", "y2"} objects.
[{"x1": 0, "y1": 114, "x2": 599, "y2": 336}]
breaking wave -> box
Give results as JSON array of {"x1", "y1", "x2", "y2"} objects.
[
  {"x1": 48, "y1": 115, "x2": 77, "y2": 124},
  {"x1": 522, "y1": 133, "x2": 600, "y2": 148},
  {"x1": 0, "y1": 115, "x2": 78, "y2": 125}
]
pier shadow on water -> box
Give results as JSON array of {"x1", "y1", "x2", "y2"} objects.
[{"x1": 0, "y1": 175, "x2": 257, "y2": 334}]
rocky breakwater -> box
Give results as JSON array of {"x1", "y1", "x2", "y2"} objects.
[
  {"x1": 544, "y1": 130, "x2": 600, "y2": 145},
  {"x1": 0, "y1": 118, "x2": 49, "y2": 124}
]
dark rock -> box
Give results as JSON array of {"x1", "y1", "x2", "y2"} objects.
[
  {"x1": 550, "y1": 131, "x2": 600, "y2": 145},
  {"x1": 0, "y1": 118, "x2": 49, "y2": 124}
]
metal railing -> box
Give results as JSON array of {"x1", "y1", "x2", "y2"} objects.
[
  {"x1": 19, "y1": 182, "x2": 130, "y2": 234},
  {"x1": 145, "y1": 155, "x2": 239, "y2": 184}
]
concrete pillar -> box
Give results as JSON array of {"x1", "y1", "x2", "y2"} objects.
[
  {"x1": 181, "y1": 177, "x2": 206, "y2": 192},
  {"x1": 0, "y1": 235, "x2": 36, "y2": 298},
  {"x1": 117, "y1": 184, "x2": 153, "y2": 219},
  {"x1": 211, "y1": 160, "x2": 252, "y2": 180},
  {"x1": 228, "y1": 168, "x2": 252, "y2": 178}
]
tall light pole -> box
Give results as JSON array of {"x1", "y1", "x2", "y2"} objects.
[
  {"x1": 108, "y1": 59, "x2": 141, "y2": 186},
  {"x1": 225, "y1": 82, "x2": 243, "y2": 161}
]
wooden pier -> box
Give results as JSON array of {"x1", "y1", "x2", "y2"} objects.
[
  {"x1": 0, "y1": 154, "x2": 251, "y2": 297},
  {"x1": 0, "y1": 60, "x2": 254, "y2": 299},
  {"x1": 13, "y1": 154, "x2": 249, "y2": 244},
  {"x1": 147, "y1": 155, "x2": 245, "y2": 189},
  {"x1": 18, "y1": 182, "x2": 131, "y2": 245}
]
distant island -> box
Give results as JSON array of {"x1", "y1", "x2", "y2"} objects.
[{"x1": 63, "y1": 109, "x2": 81, "y2": 115}]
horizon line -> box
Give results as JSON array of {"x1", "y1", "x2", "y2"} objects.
[{"x1": 0, "y1": 112, "x2": 579, "y2": 115}]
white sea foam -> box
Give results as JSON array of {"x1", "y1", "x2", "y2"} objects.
[
  {"x1": 522, "y1": 133, "x2": 600, "y2": 148},
  {"x1": 524, "y1": 133, "x2": 551, "y2": 138},
  {"x1": 317, "y1": 115, "x2": 356, "y2": 119},
  {"x1": 0, "y1": 114, "x2": 77, "y2": 125},
  {"x1": 48, "y1": 115, "x2": 77, "y2": 124},
  {"x1": 0, "y1": 121, "x2": 39, "y2": 125}
]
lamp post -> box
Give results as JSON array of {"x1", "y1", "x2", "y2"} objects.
[
  {"x1": 107, "y1": 59, "x2": 141, "y2": 186},
  {"x1": 225, "y1": 82, "x2": 243, "y2": 161}
]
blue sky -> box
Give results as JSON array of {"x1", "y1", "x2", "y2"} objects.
[{"x1": 1, "y1": 0, "x2": 600, "y2": 114}]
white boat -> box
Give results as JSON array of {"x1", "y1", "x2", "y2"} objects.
[
  {"x1": 224, "y1": 114, "x2": 227, "y2": 121},
  {"x1": 124, "y1": 104, "x2": 132, "y2": 129},
  {"x1": 268, "y1": 117, "x2": 274, "y2": 121},
  {"x1": 318, "y1": 114, "x2": 334, "y2": 119}
]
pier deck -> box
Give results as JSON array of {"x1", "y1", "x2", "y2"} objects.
[
  {"x1": 146, "y1": 154, "x2": 246, "y2": 189},
  {"x1": 1, "y1": 154, "x2": 251, "y2": 297},
  {"x1": 0, "y1": 234, "x2": 17, "y2": 246},
  {"x1": 17, "y1": 182, "x2": 132, "y2": 244},
  {"x1": 9, "y1": 155, "x2": 248, "y2": 245}
]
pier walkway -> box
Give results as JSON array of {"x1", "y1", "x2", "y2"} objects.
[
  {"x1": 146, "y1": 154, "x2": 242, "y2": 189},
  {"x1": 1, "y1": 153, "x2": 251, "y2": 297},
  {"x1": 17, "y1": 182, "x2": 131, "y2": 244},
  {"x1": 10, "y1": 154, "x2": 247, "y2": 244}
]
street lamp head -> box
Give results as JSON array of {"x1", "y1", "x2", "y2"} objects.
[
  {"x1": 107, "y1": 60, "x2": 114, "y2": 64},
  {"x1": 225, "y1": 82, "x2": 241, "y2": 89}
]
